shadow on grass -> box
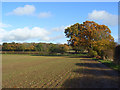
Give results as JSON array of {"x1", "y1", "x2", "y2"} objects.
[
  {"x1": 62, "y1": 60, "x2": 120, "y2": 88},
  {"x1": 92, "y1": 58, "x2": 101, "y2": 61},
  {"x1": 68, "y1": 56, "x2": 90, "y2": 58}
]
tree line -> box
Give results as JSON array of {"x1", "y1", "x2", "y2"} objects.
[{"x1": 1, "y1": 42, "x2": 70, "y2": 54}]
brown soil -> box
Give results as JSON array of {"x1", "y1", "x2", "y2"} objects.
[{"x1": 62, "y1": 58, "x2": 120, "y2": 88}]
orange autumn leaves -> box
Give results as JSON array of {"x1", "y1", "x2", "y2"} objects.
[{"x1": 64, "y1": 21, "x2": 114, "y2": 50}]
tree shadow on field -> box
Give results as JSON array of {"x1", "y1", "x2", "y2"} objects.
[
  {"x1": 68, "y1": 56, "x2": 91, "y2": 58},
  {"x1": 62, "y1": 61, "x2": 120, "y2": 88},
  {"x1": 75, "y1": 62, "x2": 109, "y2": 69}
]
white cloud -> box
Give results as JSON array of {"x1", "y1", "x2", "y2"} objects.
[
  {"x1": 112, "y1": 34, "x2": 118, "y2": 42},
  {"x1": 52, "y1": 26, "x2": 65, "y2": 31},
  {"x1": 50, "y1": 35, "x2": 65, "y2": 40},
  {"x1": 38, "y1": 12, "x2": 52, "y2": 18},
  {"x1": 52, "y1": 25, "x2": 71, "y2": 32},
  {"x1": 60, "y1": 41, "x2": 67, "y2": 44},
  {"x1": 50, "y1": 25, "x2": 72, "y2": 40},
  {"x1": 6, "y1": 5, "x2": 35, "y2": 15},
  {"x1": 6, "y1": 5, "x2": 52, "y2": 18},
  {"x1": 0, "y1": 41, "x2": 3, "y2": 45},
  {"x1": 0, "y1": 23, "x2": 12, "y2": 28},
  {"x1": 88, "y1": 10, "x2": 118, "y2": 26},
  {"x1": 0, "y1": 27, "x2": 50, "y2": 42}
]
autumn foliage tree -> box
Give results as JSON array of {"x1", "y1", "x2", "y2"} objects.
[{"x1": 64, "y1": 21, "x2": 115, "y2": 58}]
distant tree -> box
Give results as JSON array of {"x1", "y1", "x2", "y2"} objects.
[
  {"x1": 35, "y1": 43, "x2": 43, "y2": 51},
  {"x1": 59, "y1": 44, "x2": 69, "y2": 54},
  {"x1": 35, "y1": 43, "x2": 48, "y2": 52},
  {"x1": 2, "y1": 43, "x2": 8, "y2": 51},
  {"x1": 17, "y1": 44, "x2": 25, "y2": 51},
  {"x1": 49, "y1": 44, "x2": 59, "y2": 53}
]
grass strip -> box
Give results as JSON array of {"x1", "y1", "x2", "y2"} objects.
[{"x1": 98, "y1": 59, "x2": 120, "y2": 72}]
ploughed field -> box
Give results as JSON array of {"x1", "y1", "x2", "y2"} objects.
[{"x1": 2, "y1": 55, "x2": 119, "y2": 88}]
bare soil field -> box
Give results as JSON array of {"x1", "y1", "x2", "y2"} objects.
[{"x1": 2, "y1": 54, "x2": 120, "y2": 88}]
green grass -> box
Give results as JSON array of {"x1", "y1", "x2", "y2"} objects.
[
  {"x1": 98, "y1": 60, "x2": 120, "y2": 71},
  {"x1": 2, "y1": 54, "x2": 86, "y2": 88}
]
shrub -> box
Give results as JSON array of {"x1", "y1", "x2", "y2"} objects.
[
  {"x1": 100, "y1": 50, "x2": 114, "y2": 60},
  {"x1": 95, "y1": 55, "x2": 102, "y2": 59},
  {"x1": 114, "y1": 45, "x2": 120, "y2": 64},
  {"x1": 88, "y1": 50, "x2": 98, "y2": 57}
]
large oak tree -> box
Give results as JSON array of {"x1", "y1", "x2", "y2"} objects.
[{"x1": 64, "y1": 21, "x2": 114, "y2": 53}]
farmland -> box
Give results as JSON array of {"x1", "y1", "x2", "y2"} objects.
[
  {"x1": 2, "y1": 54, "x2": 119, "y2": 88},
  {"x1": 2, "y1": 54, "x2": 83, "y2": 88}
]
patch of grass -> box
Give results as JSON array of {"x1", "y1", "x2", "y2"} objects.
[
  {"x1": 98, "y1": 59, "x2": 120, "y2": 71},
  {"x1": 2, "y1": 53, "x2": 31, "y2": 55},
  {"x1": 31, "y1": 52, "x2": 88, "y2": 57},
  {"x1": 2, "y1": 52, "x2": 88, "y2": 57},
  {"x1": 92, "y1": 58, "x2": 100, "y2": 61},
  {"x1": 71, "y1": 53, "x2": 88, "y2": 56}
]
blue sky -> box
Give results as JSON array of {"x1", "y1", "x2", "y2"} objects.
[{"x1": 0, "y1": 2, "x2": 118, "y2": 44}]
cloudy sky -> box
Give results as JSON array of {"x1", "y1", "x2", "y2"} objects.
[{"x1": 0, "y1": 2, "x2": 118, "y2": 44}]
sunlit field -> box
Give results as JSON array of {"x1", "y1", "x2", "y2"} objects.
[
  {"x1": 2, "y1": 54, "x2": 85, "y2": 88},
  {"x1": 2, "y1": 54, "x2": 119, "y2": 88}
]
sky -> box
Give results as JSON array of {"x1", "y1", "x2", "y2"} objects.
[{"x1": 0, "y1": 2, "x2": 118, "y2": 44}]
